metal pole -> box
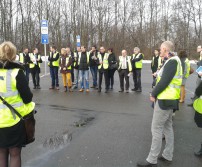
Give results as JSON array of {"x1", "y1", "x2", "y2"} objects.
[{"x1": 44, "y1": 44, "x2": 47, "y2": 75}]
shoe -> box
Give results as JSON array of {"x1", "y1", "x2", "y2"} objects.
[
  {"x1": 79, "y1": 89, "x2": 84, "y2": 92},
  {"x1": 136, "y1": 89, "x2": 142, "y2": 92},
  {"x1": 105, "y1": 89, "x2": 109, "y2": 93},
  {"x1": 73, "y1": 85, "x2": 78, "y2": 89},
  {"x1": 131, "y1": 88, "x2": 137, "y2": 91},
  {"x1": 187, "y1": 103, "x2": 193, "y2": 107},
  {"x1": 119, "y1": 90, "x2": 124, "y2": 92},
  {"x1": 158, "y1": 156, "x2": 172, "y2": 163},
  {"x1": 49, "y1": 87, "x2": 55, "y2": 90},
  {"x1": 179, "y1": 100, "x2": 184, "y2": 103},
  {"x1": 64, "y1": 86, "x2": 67, "y2": 92},
  {"x1": 137, "y1": 160, "x2": 157, "y2": 167},
  {"x1": 126, "y1": 90, "x2": 129, "y2": 93},
  {"x1": 86, "y1": 89, "x2": 90, "y2": 92},
  {"x1": 37, "y1": 86, "x2": 41, "y2": 89},
  {"x1": 90, "y1": 86, "x2": 95, "y2": 88},
  {"x1": 98, "y1": 89, "x2": 101, "y2": 92},
  {"x1": 56, "y1": 87, "x2": 60, "y2": 90},
  {"x1": 194, "y1": 143, "x2": 202, "y2": 157}
]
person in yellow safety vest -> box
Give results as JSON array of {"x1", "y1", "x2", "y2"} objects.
[
  {"x1": 19, "y1": 48, "x2": 31, "y2": 82},
  {"x1": 29, "y1": 48, "x2": 42, "y2": 89},
  {"x1": 48, "y1": 45, "x2": 60, "y2": 90},
  {"x1": 137, "y1": 41, "x2": 183, "y2": 167},
  {"x1": 178, "y1": 50, "x2": 191, "y2": 103},
  {"x1": 151, "y1": 49, "x2": 162, "y2": 88},
  {"x1": 118, "y1": 50, "x2": 132, "y2": 93},
  {"x1": 78, "y1": 46, "x2": 90, "y2": 92},
  {"x1": 0, "y1": 41, "x2": 35, "y2": 167},
  {"x1": 59, "y1": 48, "x2": 73, "y2": 92},
  {"x1": 193, "y1": 80, "x2": 202, "y2": 157},
  {"x1": 66, "y1": 47, "x2": 75, "y2": 86},
  {"x1": 97, "y1": 46, "x2": 110, "y2": 93},
  {"x1": 131, "y1": 47, "x2": 144, "y2": 92}
]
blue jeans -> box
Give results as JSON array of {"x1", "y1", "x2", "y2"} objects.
[
  {"x1": 25, "y1": 67, "x2": 30, "y2": 83},
  {"x1": 90, "y1": 66, "x2": 98, "y2": 86},
  {"x1": 79, "y1": 70, "x2": 89, "y2": 89},
  {"x1": 74, "y1": 69, "x2": 79, "y2": 87},
  {"x1": 50, "y1": 66, "x2": 59, "y2": 87}
]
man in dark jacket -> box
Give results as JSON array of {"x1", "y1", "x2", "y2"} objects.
[
  {"x1": 19, "y1": 48, "x2": 30, "y2": 82},
  {"x1": 78, "y1": 46, "x2": 90, "y2": 92},
  {"x1": 89, "y1": 45, "x2": 99, "y2": 89},
  {"x1": 137, "y1": 41, "x2": 182, "y2": 167},
  {"x1": 131, "y1": 47, "x2": 144, "y2": 92},
  {"x1": 73, "y1": 47, "x2": 81, "y2": 89}
]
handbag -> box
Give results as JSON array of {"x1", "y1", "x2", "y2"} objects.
[
  {"x1": 190, "y1": 66, "x2": 194, "y2": 74},
  {"x1": 0, "y1": 96, "x2": 36, "y2": 144}
]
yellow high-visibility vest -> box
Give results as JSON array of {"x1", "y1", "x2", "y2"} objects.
[
  {"x1": 132, "y1": 53, "x2": 144, "y2": 69},
  {"x1": 118, "y1": 56, "x2": 132, "y2": 72},
  {"x1": 156, "y1": 56, "x2": 182, "y2": 100},
  {"x1": 0, "y1": 69, "x2": 35, "y2": 128},
  {"x1": 98, "y1": 53, "x2": 109, "y2": 70},
  {"x1": 19, "y1": 53, "x2": 25, "y2": 64},
  {"x1": 194, "y1": 96, "x2": 202, "y2": 114},
  {"x1": 29, "y1": 53, "x2": 41, "y2": 68},
  {"x1": 184, "y1": 58, "x2": 191, "y2": 79},
  {"x1": 152, "y1": 56, "x2": 162, "y2": 69},
  {"x1": 49, "y1": 52, "x2": 60, "y2": 67}
]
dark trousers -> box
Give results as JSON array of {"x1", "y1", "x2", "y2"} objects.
[
  {"x1": 31, "y1": 70, "x2": 40, "y2": 87},
  {"x1": 119, "y1": 70, "x2": 129, "y2": 91},
  {"x1": 50, "y1": 66, "x2": 59, "y2": 87},
  {"x1": 98, "y1": 70, "x2": 109, "y2": 90},
  {"x1": 133, "y1": 69, "x2": 142, "y2": 90},
  {"x1": 108, "y1": 69, "x2": 116, "y2": 88},
  {"x1": 90, "y1": 66, "x2": 98, "y2": 86},
  {"x1": 71, "y1": 68, "x2": 74, "y2": 83},
  {"x1": 152, "y1": 76, "x2": 157, "y2": 87},
  {"x1": 25, "y1": 67, "x2": 30, "y2": 83}
]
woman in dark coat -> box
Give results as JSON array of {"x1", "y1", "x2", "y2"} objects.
[{"x1": 108, "y1": 48, "x2": 117, "y2": 89}]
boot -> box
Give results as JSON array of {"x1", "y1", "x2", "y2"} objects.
[
  {"x1": 69, "y1": 87, "x2": 73, "y2": 92},
  {"x1": 64, "y1": 86, "x2": 67, "y2": 92},
  {"x1": 179, "y1": 85, "x2": 185, "y2": 103},
  {"x1": 194, "y1": 143, "x2": 202, "y2": 157}
]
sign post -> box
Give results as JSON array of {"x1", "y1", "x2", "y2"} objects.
[
  {"x1": 76, "y1": 35, "x2": 81, "y2": 47},
  {"x1": 41, "y1": 20, "x2": 49, "y2": 75}
]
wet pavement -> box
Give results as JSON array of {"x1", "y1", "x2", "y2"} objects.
[{"x1": 22, "y1": 63, "x2": 202, "y2": 167}]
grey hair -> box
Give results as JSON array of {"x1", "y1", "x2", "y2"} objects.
[{"x1": 134, "y1": 47, "x2": 140, "y2": 52}]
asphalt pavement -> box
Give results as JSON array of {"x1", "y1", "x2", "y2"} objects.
[{"x1": 22, "y1": 63, "x2": 202, "y2": 167}]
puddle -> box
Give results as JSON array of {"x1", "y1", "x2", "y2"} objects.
[
  {"x1": 73, "y1": 117, "x2": 95, "y2": 127},
  {"x1": 43, "y1": 130, "x2": 72, "y2": 149}
]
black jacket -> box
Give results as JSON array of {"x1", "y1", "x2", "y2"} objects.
[
  {"x1": 108, "y1": 53, "x2": 117, "y2": 70},
  {"x1": 0, "y1": 61, "x2": 33, "y2": 104},
  {"x1": 79, "y1": 52, "x2": 89, "y2": 70},
  {"x1": 89, "y1": 50, "x2": 99, "y2": 67},
  {"x1": 19, "y1": 53, "x2": 31, "y2": 68}
]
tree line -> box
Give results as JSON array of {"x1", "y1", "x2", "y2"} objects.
[{"x1": 0, "y1": 0, "x2": 202, "y2": 58}]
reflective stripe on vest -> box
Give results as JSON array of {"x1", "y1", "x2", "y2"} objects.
[
  {"x1": 184, "y1": 58, "x2": 190, "y2": 79},
  {"x1": 29, "y1": 53, "x2": 41, "y2": 68},
  {"x1": 118, "y1": 56, "x2": 132, "y2": 72},
  {"x1": 52, "y1": 52, "x2": 60, "y2": 67},
  {"x1": 133, "y1": 53, "x2": 144, "y2": 69},
  {"x1": 152, "y1": 56, "x2": 162, "y2": 69},
  {"x1": 19, "y1": 53, "x2": 24, "y2": 64},
  {"x1": 193, "y1": 96, "x2": 202, "y2": 114},
  {"x1": 98, "y1": 53, "x2": 109, "y2": 69},
  {"x1": 66, "y1": 57, "x2": 72, "y2": 70},
  {"x1": 156, "y1": 56, "x2": 182, "y2": 100},
  {"x1": 0, "y1": 69, "x2": 35, "y2": 128},
  {"x1": 78, "y1": 52, "x2": 90, "y2": 65}
]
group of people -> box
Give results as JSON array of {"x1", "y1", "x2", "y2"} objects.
[
  {"x1": 18, "y1": 45, "x2": 144, "y2": 93},
  {"x1": 0, "y1": 40, "x2": 202, "y2": 167}
]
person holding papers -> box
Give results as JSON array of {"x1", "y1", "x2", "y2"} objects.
[{"x1": 29, "y1": 48, "x2": 42, "y2": 89}]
